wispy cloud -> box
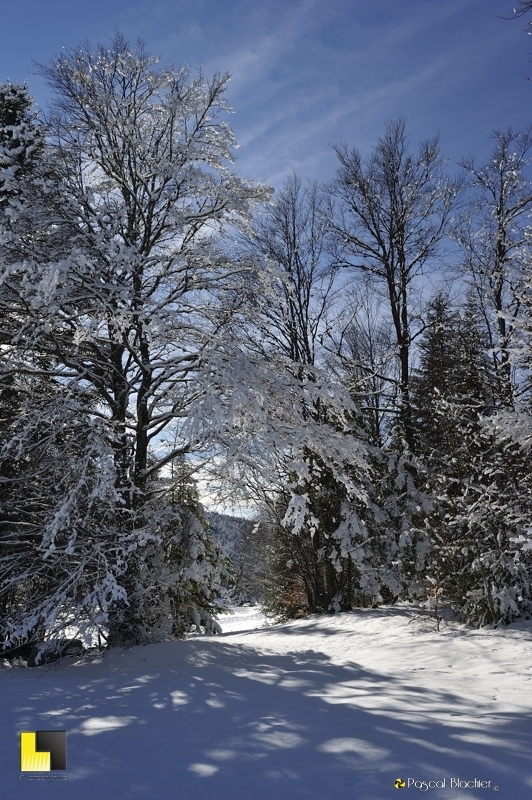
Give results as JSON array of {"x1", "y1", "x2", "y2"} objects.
[{"x1": 1, "y1": 0, "x2": 530, "y2": 190}]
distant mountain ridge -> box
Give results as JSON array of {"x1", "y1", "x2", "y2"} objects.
[
  {"x1": 205, "y1": 511, "x2": 253, "y2": 560},
  {"x1": 206, "y1": 511, "x2": 264, "y2": 603}
]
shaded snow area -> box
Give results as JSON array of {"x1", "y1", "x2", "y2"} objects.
[{"x1": 2, "y1": 605, "x2": 532, "y2": 799}]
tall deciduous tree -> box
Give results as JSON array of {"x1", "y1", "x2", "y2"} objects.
[
  {"x1": 328, "y1": 118, "x2": 460, "y2": 449},
  {"x1": 245, "y1": 172, "x2": 336, "y2": 367},
  {"x1": 458, "y1": 127, "x2": 532, "y2": 406},
  {"x1": 335, "y1": 286, "x2": 397, "y2": 449},
  {"x1": 0, "y1": 35, "x2": 375, "y2": 647},
  {"x1": 0, "y1": 34, "x2": 270, "y2": 647},
  {"x1": 234, "y1": 173, "x2": 375, "y2": 615}
]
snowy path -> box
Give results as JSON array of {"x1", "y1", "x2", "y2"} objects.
[{"x1": 1, "y1": 605, "x2": 531, "y2": 799}]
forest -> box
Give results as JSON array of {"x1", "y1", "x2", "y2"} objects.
[{"x1": 1, "y1": 31, "x2": 532, "y2": 656}]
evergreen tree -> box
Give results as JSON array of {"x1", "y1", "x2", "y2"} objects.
[
  {"x1": 0, "y1": 83, "x2": 55, "y2": 653},
  {"x1": 122, "y1": 459, "x2": 232, "y2": 640},
  {"x1": 412, "y1": 292, "x2": 532, "y2": 625},
  {"x1": 0, "y1": 81, "x2": 42, "y2": 212},
  {"x1": 412, "y1": 291, "x2": 495, "y2": 459}
]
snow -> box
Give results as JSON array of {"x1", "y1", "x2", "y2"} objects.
[{"x1": 2, "y1": 604, "x2": 532, "y2": 799}]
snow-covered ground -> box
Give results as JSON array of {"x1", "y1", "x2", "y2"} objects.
[{"x1": 2, "y1": 604, "x2": 531, "y2": 799}]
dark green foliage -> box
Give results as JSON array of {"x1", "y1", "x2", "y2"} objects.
[
  {"x1": 259, "y1": 452, "x2": 362, "y2": 620},
  {"x1": 106, "y1": 459, "x2": 233, "y2": 645},
  {"x1": 412, "y1": 291, "x2": 495, "y2": 458},
  {"x1": 0, "y1": 82, "x2": 42, "y2": 210},
  {"x1": 411, "y1": 292, "x2": 532, "y2": 625},
  {"x1": 260, "y1": 452, "x2": 398, "y2": 620}
]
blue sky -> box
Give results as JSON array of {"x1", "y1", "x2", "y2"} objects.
[{"x1": 1, "y1": 0, "x2": 531, "y2": 190}]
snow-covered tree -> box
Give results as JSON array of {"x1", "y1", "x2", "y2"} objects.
[
  {"x1": 0, "y1": 34, "x2": 270, "y2": 648},
  {"x1": 412, "y1": 292, "x2": 532, "y2": 625},
  {"x1": 328, "y1": 118, "x2": 461, "y2": 449},
  {"x1": 0, "y1": 81, "x2": 42, "y2": 212},
  {"x1": 458, "y1": 127, "x2": 532, "y2": 406},
  {"x1": 226, "y1": 172, "x2": 419, "y2": 616},
  {"x1": 0, "y1": 82, "x2": 53, "y2": 653},
  {"x1": 411, "y1": 291, "x2": 496, "y2": 458},
  {"x1": 223, "y1": 173, "x2": 377, "y2": 615},
  {"x1": 237, "y1": 174, "x2": 351, "y2": 614},
  {"x1": 339, "y1": 288, "x2": 397, "y2": 449},
  {"x1": 0, "y1": 34, "x2": 379, "y2": 646}
]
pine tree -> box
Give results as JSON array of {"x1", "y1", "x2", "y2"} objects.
[
  {"x1": 0, "y1": 81, "x2": 42, "y2": 211},
  {"x1": 412, "y1": 291, "x2": 494, "y2": 459},
  {"x1": 412, "y1": 292, "x2": 532, "y2": 625},
  {"x1": 0, "y1": 83, "x2": 58, "y2": 653}
]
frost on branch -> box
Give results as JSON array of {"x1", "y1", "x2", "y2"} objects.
[{"x1": 0, "y1": 33, "x2": 268, "y2": 649}]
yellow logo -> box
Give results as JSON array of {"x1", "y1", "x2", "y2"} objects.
[
  {"x1": 394, "y1": 777, "x2": 406, "y2": 789},
  {"x1": 20, "y1": 731, "x2": 66, "y2": 771}
]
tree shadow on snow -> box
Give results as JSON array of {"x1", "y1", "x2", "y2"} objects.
[{"x1": 2, "y1": 636, "x2": 531, "y2": 800}]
